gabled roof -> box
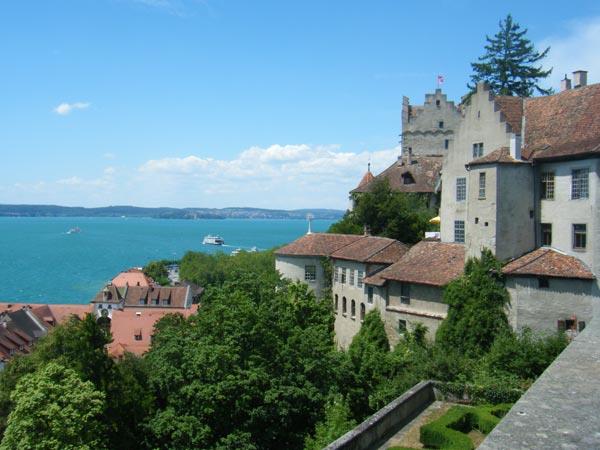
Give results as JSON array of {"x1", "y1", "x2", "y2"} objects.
[
  {"x1": 351, "y1": 155, "x2": 443, "y2": 194},
  {"x1": 91, "y1": 284, "x2": 192, "y2": 309},
  {"x1": 523, "y1": 83, "x2": 600, "y2": 161},
  {"x1": 468, "y1": 147, "x2": 530, "y2": 167},
  {"x1": 331, "y1": 237, "x2": 409, "y2": 264},
  {"x1": 502, "y1": 247, "x2": 595, "y2": 280},
  {"x1": 275, "y1": 233, "x2": 363, "y2": 257},
  {"x1": 377, "y1": 240, "x2": 465, "y2": 287},
  {"x1": 495, "y1": 96, "x2": 523, "y2": 134}
]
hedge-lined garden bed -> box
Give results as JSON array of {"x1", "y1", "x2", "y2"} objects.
[{"x1": 389, "y1": 403, "x2": 512, "y2": 450}]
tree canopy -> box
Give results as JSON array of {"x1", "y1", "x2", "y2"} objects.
[
  {"x1": 328, "y1": 178, "x2": 436, "y2": 244},
  {"x1": 469, "y1": 14, "x2": 552, "y2": 96},
  {"x1": 143, "y1": 260, "x2": 170, "y2": 286},
  {"x1": 0, "y1": 362, "x2": 106, "y2": 450}
]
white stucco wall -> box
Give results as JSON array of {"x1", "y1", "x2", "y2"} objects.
[
  {"x1": 275, "y1": 255, "x2": 327, "y2": 297},
  {"x1": 440, "y1": 83, "x2": 514, "y2": 245},
  {"x1": 537, "y1": 158, "x2": 600, "y2": 272},
  {"x1": 506, "y1": 276, "x2": 597, "y2": 333}
]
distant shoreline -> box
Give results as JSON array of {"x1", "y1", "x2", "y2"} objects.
[{"x1": 0, "y1": 204, "x2": 345, "y2": 220}]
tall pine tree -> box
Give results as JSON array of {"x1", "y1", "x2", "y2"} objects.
[{"x1": 469, "y1": 14, "x2": 552, "y2": 97}]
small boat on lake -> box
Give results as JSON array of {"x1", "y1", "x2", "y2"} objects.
[
  {"x1": 203, "y1": 235, "x2": 224, "y2": 245},
  {"x1": 231, "y1": 248, "x2": 242, "y2": 256},
  {"x1": 66, "y1": 227, "x2": 81, "y2": 234}
]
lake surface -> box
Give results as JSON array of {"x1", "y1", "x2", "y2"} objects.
[{"x1": 0, "y1": 217, "x2": 334, "y2": 304}]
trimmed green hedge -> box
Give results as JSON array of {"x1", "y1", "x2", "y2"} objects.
[{"x1": 389, "y1": 403, "x2": 512, "y2": 450}]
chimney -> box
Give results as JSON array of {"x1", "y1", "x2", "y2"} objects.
[
  {"x1": 573, "y1": 70, "x2": 588, "y2": 88},
  {"x1": 560, "y1": 74, "x2": 571, "y2": 92},
  {"x1": 510, "y1": 135, "x2": 522, "y2": 160}
]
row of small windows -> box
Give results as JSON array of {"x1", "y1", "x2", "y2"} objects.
[
  {"x1": 541, "y1": 223, "x2": 587, "y2": 250},
  {"x1": 139, "y1": 298, "x2": 171, "y2": 306},
  {"x1": 334, "y1": 267, "x2": 365, "y2": 288},
  {"x1": 334, "y1": 295, "x2": 365, "y2": 321},
  {"x1": 541, "y1": 169, "x2": 589, "y2": 200}
]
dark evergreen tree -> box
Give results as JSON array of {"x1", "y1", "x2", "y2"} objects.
[{"x1": 469, "y1": 14, "x2": 552, "y2": 97}]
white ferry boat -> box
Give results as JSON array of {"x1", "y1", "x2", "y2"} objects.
[{"x1": 203, "y1": 235, "x2": 224, "y2": 245}]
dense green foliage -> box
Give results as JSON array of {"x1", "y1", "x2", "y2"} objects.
[
  {"x1": 0, "y1": 251, "x2": 569, "y2": 449},
  {"x1": 436, "y1": 250, "x2": 511, "y2": 356},
  {"x1": 0, "y1": 362, "x2": 106, "y2": 450},
  {"x1": 469, "y1": 14, "x2": 552, "y2": 96},
  {"x1": 143, "y1": 260, "x2": 171, "y2": 286},
  {"x1": 328, "y1": 179, "x2": 437, "y2": 244}
]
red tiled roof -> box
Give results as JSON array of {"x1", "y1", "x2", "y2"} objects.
[
  {"x1": 275, "y1": 233, "x2": 363, "y2": 257},
  {"x1": 91, "y1": 284, "x2": 192, "y2": 309},
  {"x1": 495, "y1": 96, "x2": 523, "y2": 134},
  {"x1": 378, "y1": 240, "x2": 465, "y2": 287},
  {"x1": 111, "y1": 268, "x2": 152, "y2": 287},
  {"x1": 331, "y1": 236, "x2": 408, "y2": 264},
  {"x1": 351, "y1": 155, "x2": 443, "y2": 194},
  {"x1": 523, "y1": 83, "x2": 600, "y2": 161},
  {"x1": 502, "y1": 248, "x2": 595, "y2": 280},
  {"x1": 468, "y1": 147, "x2": 530, "y2": 166},
  {"x1": 362, "y1": 271, "x2": 387, "y2": 286},
  {"x1": 357, "y1": 170, "x2": 375, "y2": 189}
]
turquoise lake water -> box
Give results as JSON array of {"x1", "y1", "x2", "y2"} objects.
[{"x1": 0, "y1": 217, "x2": 334, "y2": 304}]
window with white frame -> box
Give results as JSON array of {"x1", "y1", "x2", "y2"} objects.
[
  {"x1": 472, "y1": 142, "x2": 484, "y2": 158},
  {"x1": 349, "y1": 269, "x2": 355, "y2": 286},
  {"x1": 357, "y1": 270, "x2": 364, "y2": 287},
  {"x1": 541, "y1": 223, "x2": 552, "y2": 246},
  {"x1": 571, "y1": 168, "x2": 589, "y2": 199},
  {"x1": 304, "y1": 265, "x2": 316, "y2": 282},
  {"x1": 478, "y1": 172, "x2": 486, "y2": 199},
  {"x1": 334, "y1": 266, "x2": 339, "y2": 283},
  {"x1": 573, "y1": 224, "x2": 587, "y2": 250},
  {"x1": 456, "y1": 177, "x2": 466, "y2": 201},
  {"x1": 541, "y1": 172, "x2": 555, "y2": 200},
  {"x1": 454, "y1": 220, "x2": 465, "y2": 243},
  {"x1": 341, "y1": 268, "x2": 347, "y2": 284}
]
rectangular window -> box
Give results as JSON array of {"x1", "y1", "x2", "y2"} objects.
[
  {"x1": 304, "y1": 265, "x2": 316, "y2": 282},
  {"x1": 349, "y1": 269, "x2": 355, "y2": 286},
  {"x1": 367, "y1": 287, "x2": 373, "y2": 304},
  {"x1": 472, "y1": 142, "x2": 484, "y2": 158},
  {"x1": 454, "y1": 220, "x2": 465, "y2": 243},
  {"x1": 444, "y1": 139, "x2": 449, "y2": 150},
  {"x1": 541, "y1": 223, "x2": 552, "y2": 246},
  {"x1": 341, "y1": 268, "x2": 347, "y2": 284},
  {"x1": 357, "y1": 270, "x2": 364, "y2": 288},
  {"x1": 456, "y1": 177, "x2": 466, "y2": 201},
  {"x1": 398, "y1": 319, "x2": 407, "y2": 334},
  {"x1": 478, "y1": 172, "x2": 486, "y2": 199},
  {"x1": 541, "y1": 172, "x2": 555, "y2": 200},
  {"x1": 573, "y1": 224, "x2": 587, "y2": 250},
  {"x1": 400, "y1": 284, "x2": 410, "y2": 305},
  {"x1": 438, "y1": 121, "x2": 444, "y2": 129},
  {"x1": 572, "y1": 168, "x2": 589, "y2": 199},
  {"x1": 162, "y1": 299, "x2": 171, "y2": 306},
  {"x1": 334, "y1": 267, "x2": 339, "y2": 283}
]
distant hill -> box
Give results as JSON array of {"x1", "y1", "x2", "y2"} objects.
[{"x1": 0, "y1": 204, "x2": 345, "y2": 220}]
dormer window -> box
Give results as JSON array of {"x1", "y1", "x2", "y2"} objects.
[{"x1": 402, "y1": 173, "x2": 415, "y2": 185}]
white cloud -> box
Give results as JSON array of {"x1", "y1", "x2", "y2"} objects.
[
  {"x1": 137, "y1": 143, "x2": 400, "y2": 208},
  {"x1": 103, "y1": 167, "x2": 116, "y2": 175},
  {"x1": 53, "y1": 102, "x2": 90, "y2": 116},
  {"x1": 57, "y1": 176, "x2": 83, "y2": 186},
  {"x1": 539, "y1": 17, "x2": 600, "y2": 89},
  {"x1": 103, "y1": 152, "x2": 116, "y2": 159}
]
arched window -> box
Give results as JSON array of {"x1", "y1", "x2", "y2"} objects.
[
  {"x1": 351, "y1": 300, "x2": 356, "y2": 318},
  {"x1": 342, "y1": 297, "x2": 347, "y2": 315},
  {"x1": 360, "y1": 303, "x2": 365, "y2": 321},
  {"x1": 334, "y1": 294, "x2": 339, "y2": 313}
]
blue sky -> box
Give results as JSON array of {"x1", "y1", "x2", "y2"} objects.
[{"x1": 1, "y1": 0, "x2": 599, "y2": 209}]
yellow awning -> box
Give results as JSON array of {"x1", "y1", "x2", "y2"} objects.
[{"x1": 429, "y1": 216, "x2": 441, "y2": 225}]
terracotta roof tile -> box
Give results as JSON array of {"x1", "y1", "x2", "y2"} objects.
[
  {"x1": 111, "y1": 269, "x2": 152, "y2": 287},
  {"x1": 357, "y1": 170, "x2": 375, "y2": 189},
  {"x1": 378, "y1": 240, "x2": 465, "y2": 286},
  {"x1": 468, "y1": 147, "x2": 529, "y2": 166},
  {"x1": 351, "y1": 155, "x2": 443, "y2": 194},
  {"x1": 362, "y1": 271, "x2": 387, "y2": 286},
  {"x1": 275, "y1": 233, "x2": 363, "y2": 257},
  {"x1": 91, "y1": 284, "x2": 192, "y2": 309},
  {"x1": 502, "y1": 247, "x2": 595, "y2": 280},
  {"x1": 495, "y1": 96, "x2": 523, "y2": 134},
  {"x1": 523, "y1": 83, "x2": 600, "y2": 161},
  {"x1": 331, "y1": 237, "x2": 409, "y2": 263}
]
